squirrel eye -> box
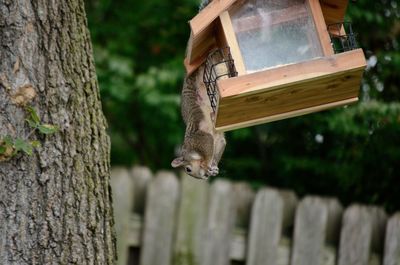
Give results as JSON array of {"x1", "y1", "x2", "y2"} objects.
[{"x1": 185, "y1": 167, "x2": 192, "y2": 173}]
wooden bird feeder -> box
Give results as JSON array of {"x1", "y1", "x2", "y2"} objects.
[{"x1": 185, "y1": 0, "x2": 367, "y2": 132}]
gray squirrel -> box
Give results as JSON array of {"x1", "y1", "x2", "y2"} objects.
[
  {"x1": 171, "y1": 64, "x2": 226, "y2": 179},
  {"x1": 171, "y1": 0, "x2": 227, "y2": 179}
]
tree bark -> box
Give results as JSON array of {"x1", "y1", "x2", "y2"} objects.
[{"x1": 0, "y1": 1, "x2": 115, "y2": 264}]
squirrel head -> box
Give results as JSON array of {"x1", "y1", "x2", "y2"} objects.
[{"x1": 171, "y1": 151, "x2": 209, "y2": 180}]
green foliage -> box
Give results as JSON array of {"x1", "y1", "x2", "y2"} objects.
[
  {"x1": 26, "y1": 106, "x2": 59, "y2": 135},
  {"x1": 0, "y1": 106, "x2": 57, "y2": 161},
  {"x1": 85, "y1": 0, "x2": 198, "y2": 166},
  {"x1": 85, "y1": 0, "x2": 400, "y2": 212},
  {"x1": 14, "y1": 138, "x2": 33, "y2": 155}
]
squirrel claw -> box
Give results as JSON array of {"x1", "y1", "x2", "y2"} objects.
[{"x1": 207, "y1": 165, "x2": 219, "y2": 177}]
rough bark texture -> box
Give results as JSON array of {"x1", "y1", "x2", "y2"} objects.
[{"x1": 0, "y1": 1, "x2": 115, "y2": 264}]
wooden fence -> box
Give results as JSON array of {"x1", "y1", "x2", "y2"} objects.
[{"x1": 111, "y1": 166, "x2": 400, "y2": 265}]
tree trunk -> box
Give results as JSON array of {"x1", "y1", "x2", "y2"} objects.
[{"x1": 0, "y1": 1, "x2": 115, "y2": 264}]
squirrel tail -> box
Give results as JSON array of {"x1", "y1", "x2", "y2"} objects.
[{"x1": 199, "y1": 0, "x2": 212, "y2": 11}]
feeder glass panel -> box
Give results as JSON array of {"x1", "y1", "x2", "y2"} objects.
[{"x1": 231, "y1": 0, "x2": 323, "y2": 72}]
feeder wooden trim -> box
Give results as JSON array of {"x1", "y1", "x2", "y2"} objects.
[
  {"x1": 215, "y1": 97, "x2": 358, "y2": 132},
  {"x1": 215, "y1": 68, "x2": 364, "y2": 131},
  {"x1": 213, "y1": 49, "x2": 366, "y2": 131},
  {"x1": 217, "y1": 49, "x2": 366, "y2": 98},
  {"x1": 328, "y1": 24, "x2": 346, "y2": 36},
  {"x1": 218, "y1": 11, "x2": 246, "y2": 75},
  {"x1": 187, "y1": 27, "x2": 217, "y2": 64},
  {"x1": 190, "y1": 0, "x2": 236, "y2": 38},
  {"x1": 307, "y1": 0, "x2": 334, "y2": 56},
  {"x1": 190, "y1": 0, "x2": 349, "y2": 40},
  {"x1": 186, "y1": 0, "x2": 350, "y2": 74},
  {"x1": 229, "y1": 3, "x2": 308, "y2": 33},
  {"x1": 187, "y1": 0, "x2": 232, "y2": 66}
]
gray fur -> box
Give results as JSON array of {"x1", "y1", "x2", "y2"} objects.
[
  {"x1": 172, "y1": 65, "x2": 226, "y2": 180},
  {"x1": 199, "y1": 0, "x2": 212, "y2": 11},
  {"x1": 172, "y1": 0, "x2": 226, "y2": 179}
]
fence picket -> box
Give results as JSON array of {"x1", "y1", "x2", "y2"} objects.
[
  {"x1": 109, "y1": 166, "x2": 398, "y2": 265},
  {"x1": 139, "y1": 171, "x2": 180, "y2": 265},
  {"x1": 338, "y1": 205, "x2": 387, "y2": 265},
  {"x1": 110, "y1": 168, "x2": 135, "y2": 265},
  {"x1": 131, "y1": 166, "x2": 153, "y2": 215},
  {"x1": 201, "y1": 179, "x2": 235, "y2": 265},
  {"x1": 291, "y1": 197, "x2": 343, "y2": 265},
  {"x1": 246, "y1": 188, "x2": 284, "y2": 265},
  {"x1": 174, "y1": 173, "x2": 209, "y2": 265},
  {"x1": 383, "y1": 213, "x2": 400, "y2": 265},
  {"x1": 233, "y1": 182, "x2": 255, "y2": 229}
]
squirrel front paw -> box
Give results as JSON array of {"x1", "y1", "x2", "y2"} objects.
[{"x1": 207, "y1": 165, "x2": 219, "y2": 177}]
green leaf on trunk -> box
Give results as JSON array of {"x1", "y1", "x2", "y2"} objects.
[
  {"x1": 26, "y1": 118, "x2": 38, "y2": 128},
  {"x1": 14, "y1": 138, "x2": 33, "y2": 155},
  {"x1": 3, "y1": 135, "x2": 13, "y2": 146},
  {"x1": 26, "y1": 106, "x2": 40, "y2": 125},
  {"x1": 0, "y1": 145, "x2": 6, "y2": 154},
  {"x1": 38, "y1": 124, "x2": 58, "y2": 134},
  {"x1": 30, "y1": 140, "x2": 41, "y2": 148}
]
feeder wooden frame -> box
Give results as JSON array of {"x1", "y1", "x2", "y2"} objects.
[{"x1": 185, "y1": 0, "x2": 366, "y2": 132}]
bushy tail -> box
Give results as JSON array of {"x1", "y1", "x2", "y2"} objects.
[{"x1": 199, "y1": 0, "x2": 211, "y2": 11}]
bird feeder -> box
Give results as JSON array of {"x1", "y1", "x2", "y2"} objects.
[{"x1": 185, "y1": 0, "x2": 367, "y2": 132}]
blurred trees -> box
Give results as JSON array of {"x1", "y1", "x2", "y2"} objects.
[{"x1": 85, "y1": 0, "x2": 400, "y2": 212}]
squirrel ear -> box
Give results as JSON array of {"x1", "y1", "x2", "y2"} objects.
[{"x1": 171, "y1": 157, "x2": 184, "y2": 168}]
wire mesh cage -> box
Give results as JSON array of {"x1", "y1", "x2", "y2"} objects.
[
  {"x1": 328, "y1": 22, "x2": 358, "y2": 53},
  {"x1": 203, "y1": 47, "x2": 238, "y2": 113}
]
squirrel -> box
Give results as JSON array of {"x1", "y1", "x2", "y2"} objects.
[
  {"x1": 171, "y1": 0, "x2": 227, "y2": 180},
  {"x1": 171, "y1": 63, "x2": 227, "y2": 180}
]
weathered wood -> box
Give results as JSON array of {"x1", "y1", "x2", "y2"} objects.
[
  {"x1": 278, "y1": 237, "x2": 291, "y2": 265},
  {"x1": 246, "y1": 188, "x2": 284, "y2": 265},
  {"x1": 126, "y1": 211, "x2": 293, "y2": 263},
  {"x1": 139, "y1": 171, "x2": 180, "y2": 265},
  {"x1": 112, "y1": 170, "x2": 394, "y2": 265},
  {"x1": 174, "y1": 173, "x2": 210, "y2": 265},
  {"x1": 383, "y1": 213, "x2": 400, "y2": 265},
  {"x1": 126, "y1": 214, "x2": 143, "y2": 247},
  {"x1": 201, "y1": 179, "x2": 236, "y2": 265},
  {"x1": 131, "y1": 166, "x2": 153, "y2": 215},
  {"x1": 338, "y1": 205, "x2": 387, "y2": 265},
  {"x1": 232, "y1": 182, "x2": 255, "y2": 229},
  {"x1": 291, "y1": 197, "x2": 343, "y2": 265},
  {"x1": 230, "y1": 228, "x2": 247, "y2": 261},
  {"x1": 110, "y1": 168, "x2": 135, "y2": 265}
]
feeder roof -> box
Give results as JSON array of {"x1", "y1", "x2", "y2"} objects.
[
  {"x1": 191, "y1": 0, "x2": 348, "y2": 34},
  {"x1": 187, "y1": 0, "x2": 349, "y2": 72}
]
